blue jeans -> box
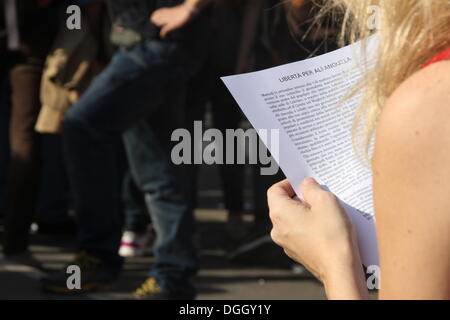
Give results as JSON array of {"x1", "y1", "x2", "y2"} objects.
[
  {"x1": 63, "y1": 40, "x2": 198, "y2": 290},
  {"x1": 121, "y1": 170, "x2": 149, "y2": 233},
  {"x1": 123, "y1": 109, "x2": 197, "y2": 293}
]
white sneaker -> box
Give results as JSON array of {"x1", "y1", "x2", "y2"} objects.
[{"x1": 119, "y1": 230, "x2": 154, "y2": 258}]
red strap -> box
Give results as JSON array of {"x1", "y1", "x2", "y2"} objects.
[{"x1": 422, "y1": 48, "x2": 450, "y2": 69}]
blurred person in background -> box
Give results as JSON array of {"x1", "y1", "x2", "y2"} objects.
[
  {"x1": 34, "y1": 0, "x2": 108, "y2": 236},
  {"x1": 185, "y1": 0, "x2": 262, "y2": 245},
  {"x1": 1, "y1": 0, "x2": 59, "y2": 267},
  {"x1": 228, "y1": 0, "x2": 340, "y2": 262},
  {"x1": 39, "y1": 0, "x2": 212, "y2": 300},
  {"x1": 2, "y1": 0, "x2": 107, "y2": 263}
]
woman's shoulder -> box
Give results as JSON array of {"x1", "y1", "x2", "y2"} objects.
[
  {"x1": 376, "y1": 60, "x2": 450, "y2": 147},
  {"x1": 374, "y1": 60, "x2": 450, "y2": 173}
]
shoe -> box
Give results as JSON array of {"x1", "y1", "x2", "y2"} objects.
[
  {"x1": 132, "y1": 277, "x2": 195, "y2": 300},
  {"x1": 119, "y1": 229, "x2": 154, "y2": 258},
  {"x1": 38, "y1": 251, "x2": 119, "y2": 294},
  {"x1": 4, "y1": 251, "x2": 44, "y2": 271}
]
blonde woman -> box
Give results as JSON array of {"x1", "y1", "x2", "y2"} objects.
[{"x1": 268, "y1": 0, "x2": 450, "y2": 299}]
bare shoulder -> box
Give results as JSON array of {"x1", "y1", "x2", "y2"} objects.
[
  {"x1": 374, "y1": 60, "x2": 450, "y2": 170},
  {"x1": 373, "y1": 61, "x2": 450, "y2": 299}
]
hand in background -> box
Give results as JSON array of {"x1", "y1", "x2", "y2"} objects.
[{"x1": 150, "y1": 3, "x2": 198, "y2": 38}]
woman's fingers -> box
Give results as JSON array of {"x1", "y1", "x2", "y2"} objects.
[
  {"x1": 300, "y1": 177, "x2": 336, "y2": 208},
  {"x1": 268, "y1": 180, "x2": 309, "y2": 230},
  {"x1": 268, "y1": 179, "x2": 311, "y2": 212},
  {"x1": 267, "y1": 177, "x2": 357, "y2": 285},
  {"x1": 267, "y1": 179, "x2": 295, "y2": 200},
  {"x1": 300, "y1": 178, "x2": 321, "y2": 200}
]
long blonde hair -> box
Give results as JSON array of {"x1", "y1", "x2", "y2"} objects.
[{"x1": 295, "y1": 0, "x2": 450, "y2": 158}]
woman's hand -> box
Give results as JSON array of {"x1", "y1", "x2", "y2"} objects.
[{"x1": 268, "y1": 178, "x2": 368, "y2": 299}]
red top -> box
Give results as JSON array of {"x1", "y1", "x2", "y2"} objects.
[{"x1": 422, "y1": 48, "x2": 450, "y2": 68}]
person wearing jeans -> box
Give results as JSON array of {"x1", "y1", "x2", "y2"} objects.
[
  {"x1": 118, "y1": 83, "x2": 190, "y2": 260},
  {"x1": 123, "y1": 96, "x2": 198, "y2": 296},
  {"x1": 40, "y1": 0, "x2": 210, "y2": 299}
]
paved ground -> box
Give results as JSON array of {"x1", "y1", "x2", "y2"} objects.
[{"x1": 0, "y1": 209, "x2": 330, "y2": 300}]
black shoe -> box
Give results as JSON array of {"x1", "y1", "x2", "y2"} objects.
[
  {"x1": 39, "y1": 252, "x2": 119, "y2": 294},
  {"x1": 132, "y1": 277, "x2": 195, "y2": 300}
]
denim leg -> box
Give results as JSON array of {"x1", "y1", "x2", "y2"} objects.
[
  {"x1": 123, "y1": 88, "x2": 197, "y2": 294},
  {"x1": 122, "y1": 171, "x2": 150, "y2": 233},
  {"x1": 62, "y1": 41, "x2": 187, "y2": 270}
]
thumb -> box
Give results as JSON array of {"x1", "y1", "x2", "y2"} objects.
[
  {"x1": 300, "y1": 178, "x2": 327, "y2": 206},
  {"x1": 160, "y1": 24, "x2": 172, "y2": 38}
]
